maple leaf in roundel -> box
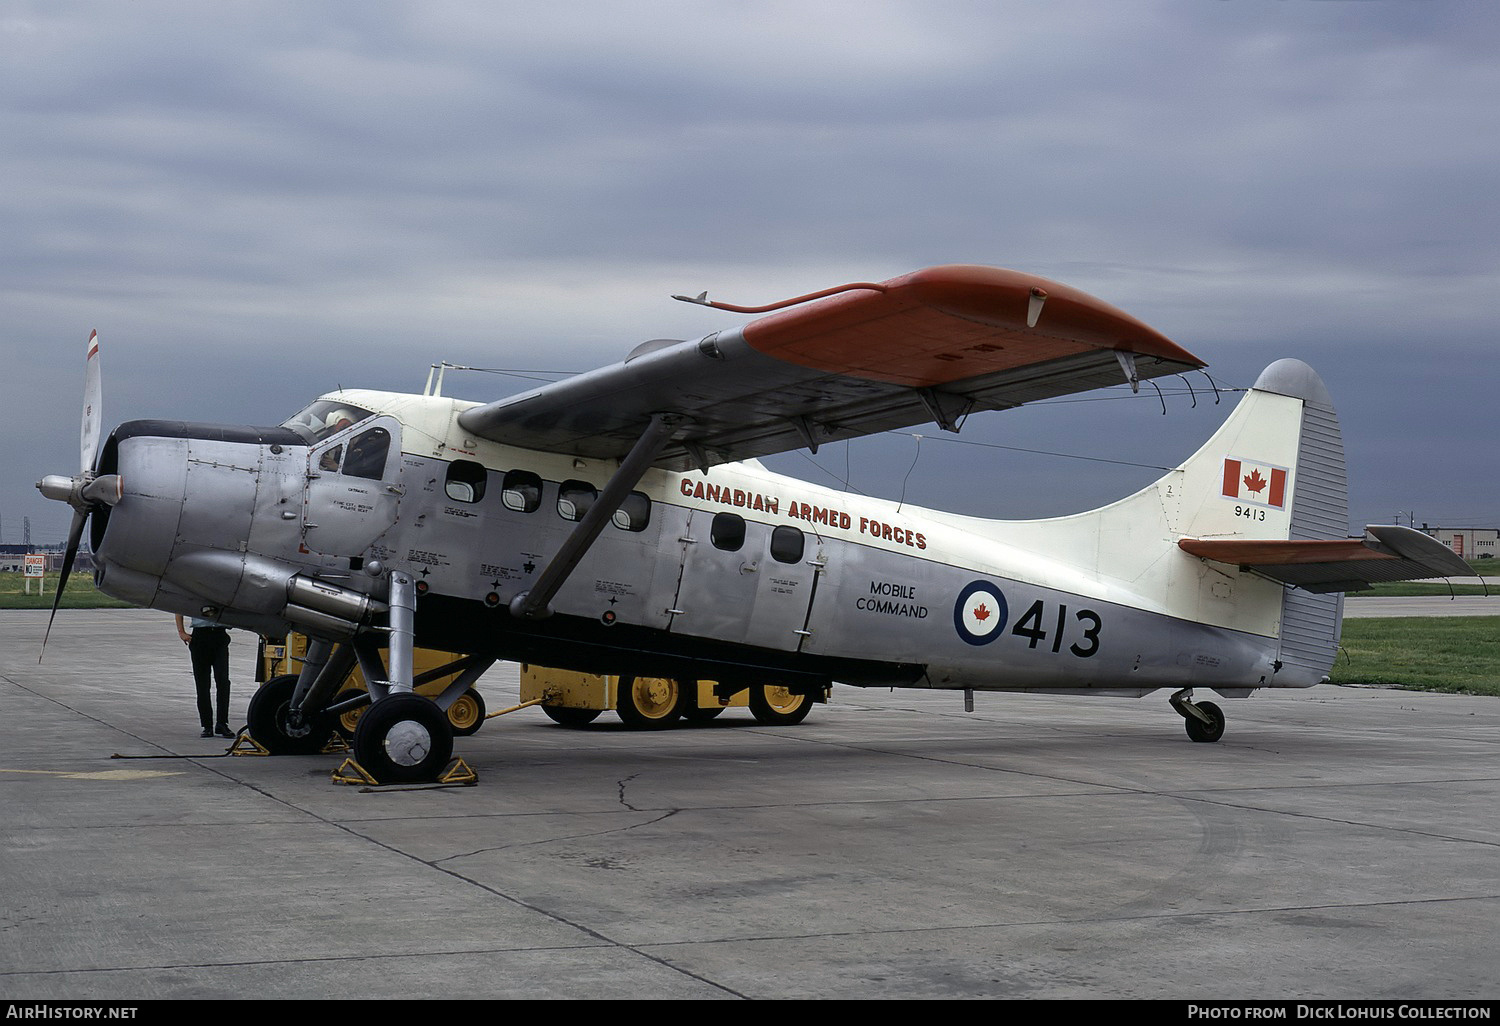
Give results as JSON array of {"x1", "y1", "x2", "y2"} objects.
[
  {"x1": 1243, "y1": 468, "x2": 1267, "y2": 494},
  {"x1": 972, "y1": 603, "x2": 991, "y2": 622}
]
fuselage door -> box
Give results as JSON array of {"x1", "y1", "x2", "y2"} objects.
[
  {"x1": 671, "y1": 513, "x2": 821, "y2": 652},
  {"x1": 302, "y1": 417, "x2": 404, "y2": 557}
]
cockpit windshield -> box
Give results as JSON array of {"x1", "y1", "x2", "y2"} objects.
[{"x1": 280, "y1": 400, "x2": 376, "y2": 443}]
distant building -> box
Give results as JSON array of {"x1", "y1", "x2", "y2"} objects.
[
  {"x1": 0, "y1": 544, "x2": 87, "y2": 573},
  {"x1": 1419, "y1": 526, "x2": 1498, "y2": 560}
]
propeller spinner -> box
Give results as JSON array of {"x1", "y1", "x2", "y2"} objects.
[{"x1": 35, "y1": 330, "x2": 121, "y2": 658}]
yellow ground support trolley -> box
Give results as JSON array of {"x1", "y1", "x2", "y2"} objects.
[{"x1": 520, "y1": 666, "x2": 820, "y2": 729}]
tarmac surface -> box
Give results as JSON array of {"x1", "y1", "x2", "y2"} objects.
[{"x1": 2, "y1": 607, "x2": 1498, "y2": 1001}]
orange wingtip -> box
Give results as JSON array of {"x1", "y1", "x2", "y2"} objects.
[{"x1": 741, "y1": 265, "x2": 1202, "y2": 388}]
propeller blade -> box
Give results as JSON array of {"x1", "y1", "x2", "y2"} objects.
[
  {"x1": 40, "y1": 509, "x2": 87, "y2": 661},
  {"x1": 81, "y1": 329, "x2": 101, "y2": 473}
]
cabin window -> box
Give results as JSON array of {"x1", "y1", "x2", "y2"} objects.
[
  {"x1": 501, "y1": 470, "x2": 542, "y2": 513},
  {"x1": 445, "y1": 460, "x2": 486, "y2": 504},
  {"x1": 558, "y1": 480, "x2": 597, "y2": 522},
  {"x1": 710, "y1": 512, "x2": 745, "y2": 551},
  {"x1": 342, "y1": 427, "x2": 390, "y2": 480},
  {"x1": 770, "y1": 525, "x2": 804, "y2": 564},
  {"x1": 613, "y1": 491, "x2": 651, "y2": 532}
]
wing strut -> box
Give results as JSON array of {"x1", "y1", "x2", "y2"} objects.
[{"x1": 511, "y1": 413, "x2": 683, "y2": 620}]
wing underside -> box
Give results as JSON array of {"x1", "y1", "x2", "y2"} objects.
[
  {"x1": 1179, "y1": 526, "x2": 1476, "y2": 593},
  {"x1": 457, "y1": 265, "x2": 1205, "y2": 471}
]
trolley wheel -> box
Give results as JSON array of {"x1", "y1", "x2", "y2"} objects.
[
  {"x1": 616, "y1": 676, "x2": 686, "y2": 729},
  {"x1": 448, "y1": 688, "x2": 485, "y2": 736},
  {"x1": 353, "y1": 693, "x2": 454, "y2": 783},
  {"x1": 542, "y1": 706, "x2": 602, "y2": 727},
  {"x1": 332, "y1": 685, "x2": 367, "y2": 739},
  {"x1": 247, "y1": 674, "x2": 331, "y2": 755},
  {"x1": 748, "y1": 684, "x2": 814, "y2": 726},
  {"x1": 682, "y1": 704, "x2": 725, "y2": 725}
]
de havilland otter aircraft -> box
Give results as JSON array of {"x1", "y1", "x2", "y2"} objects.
[{"x1": 38, "y1": 265, "x2": 1469, "y2": 781}]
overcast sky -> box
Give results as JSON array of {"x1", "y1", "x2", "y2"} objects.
[{"x1": 4, "y1": 0, "x2": 1497, "y2": 547}]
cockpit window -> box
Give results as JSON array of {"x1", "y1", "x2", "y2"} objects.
[
  {"x1": 343, "y1": 427, "x2": 391, "y2": 480},
  {"x1": 281, "y1": 400, "x2": 376, "y2": 443}
]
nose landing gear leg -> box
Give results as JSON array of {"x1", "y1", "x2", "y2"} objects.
[{"x1": 351, "y1": 571, "x2": 457, "y2": 782}]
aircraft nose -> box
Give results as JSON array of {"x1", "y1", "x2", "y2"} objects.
[{"x1": 86, "y1": 425, "x2": 191, "y2": 605}]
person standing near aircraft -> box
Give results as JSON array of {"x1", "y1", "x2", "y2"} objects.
[{"x1": 175, "y1": 614, "x2": 234, "y2": 738}]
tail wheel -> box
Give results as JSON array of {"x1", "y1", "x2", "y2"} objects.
[
  {"x1": 542, "y1": 706, "x2": 602, "y2": 727},
  {"x1": 616, "y1": 676, "x2": 685, "y2": 729},
  {"x1": 1184, "y1": 701, "x2": 1226, "y2": 743},
  {"x1": 353, "y1": 693, "x2": 453, "y2": 783},
  {"x1": 247, "y1": 674, "x2": 331, "y2": 754},
  {"x1": 448, "y1": 688, "x2": 485, "y2": 736},
  {"x1": 748, "y1": 684, "x2": 814, "y2": 726}
]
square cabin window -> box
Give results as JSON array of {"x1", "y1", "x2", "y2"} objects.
[
  {"x1": 444, "y1": 460, "x2": 486, "y2": 503},
  {"x1": 558, "y1": 480, "x2": 597, "y2": 522},
  {"x1": 501, "y1": 470, "x2": 542, "y2": 513},
  {"x1": 711, "y1": 512, "x2": 745, "y2": 551},
  {"x1": 612, "y1": 491, "x2": 651, "y2": 532},
  {"x1": 770, "y1": 525, "x2": 805, "y2": 564}
]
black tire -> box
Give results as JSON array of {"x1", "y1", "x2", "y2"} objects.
[
  {"x1": 1185, "y1": 701, "x2": 1226, "y2": 743},
  {"x1": 682, "y1": 704, "x2": 725, "y2": 725},
  {"x1": 542, "y1": 705, "x2": 602, "y2": 727},
  {"x1": 748, "y1": 684, "x2": 814, "y2": 726},
  {"x1": 448, "y1": 688, "x2": 485, "y2": 737},
  {"x1": 353, "y1": 693, "x2": 454, "y2": 783},
  {"x1": 247, "y1": 674, "x2": 331, "y2": 755},
  {"x1": 616, "y1": 676, "x2": 685, "y2": 729}
]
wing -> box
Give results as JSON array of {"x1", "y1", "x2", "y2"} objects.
[
  {"x1": 1179, "y1": 526, "x2": 1475, "y2": 593},
  {"x1": 458, "y1": 264, "x2": 1205, "y2": 472}
]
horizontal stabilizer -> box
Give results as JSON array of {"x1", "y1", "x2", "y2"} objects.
[{"x1": 1179, "y1": 525, "x2": 1474, "y2": 593}]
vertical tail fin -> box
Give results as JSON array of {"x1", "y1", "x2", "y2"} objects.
[
  {"x1": 1173, "y1": 359, "x2": 1348, "y2": 684},
  {"x1": 1175, "y1": 359, "x2": 1347, "y2": 548}
]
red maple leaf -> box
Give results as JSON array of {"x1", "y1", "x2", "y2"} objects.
[
  {"x1": 1243, "y1": 468, "x2": 1267, "y2": 494},
  {"x1": 972, "y1": 603, "x2": 991, "y2": 622}
]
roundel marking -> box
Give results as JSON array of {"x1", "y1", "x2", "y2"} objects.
[{"x1": 954, "y1": 580, "x2": 1008, "y2": 646}]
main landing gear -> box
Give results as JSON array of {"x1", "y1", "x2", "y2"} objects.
[
  {"x1": 1170, "y1": 688, "x2": 1226, "y2": 743},
  {"x1": 353, "y1": 692, "x2": 454, "y2": 783}
]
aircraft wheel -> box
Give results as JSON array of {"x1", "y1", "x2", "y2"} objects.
[
  {"x1": 542, "y1": 706, "x2": 602, "y2": 727},
  {"x1": 448, "y1": 688, "x2": 485, "y2": 736},
  {"x1": 247, "y1": 674, "x2": 330, "y2": 755},
  {"x1": 616, "y1": 676, "x2": 685, "y2": 729},
  {"x1": 748, "y1": 684, "x2": 814, "y2": 726},
  {"x1": 332, "y1": 685, "x2": 367, "y2": 739},
  {"x1": 1184, "y1": 701, "x2": 1226, "y2": 743},
  {"x1": 353, "y1": 693, "x2": 454, "y2": 783}
]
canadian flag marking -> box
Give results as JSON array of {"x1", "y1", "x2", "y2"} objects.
[{"x1": 1221, "y1": 458, "x2": 1289, "y2": 509}]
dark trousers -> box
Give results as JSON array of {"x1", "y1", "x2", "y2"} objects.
[{"x1": 189, "y1": 628, "x2": 231, "y2": 729}]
